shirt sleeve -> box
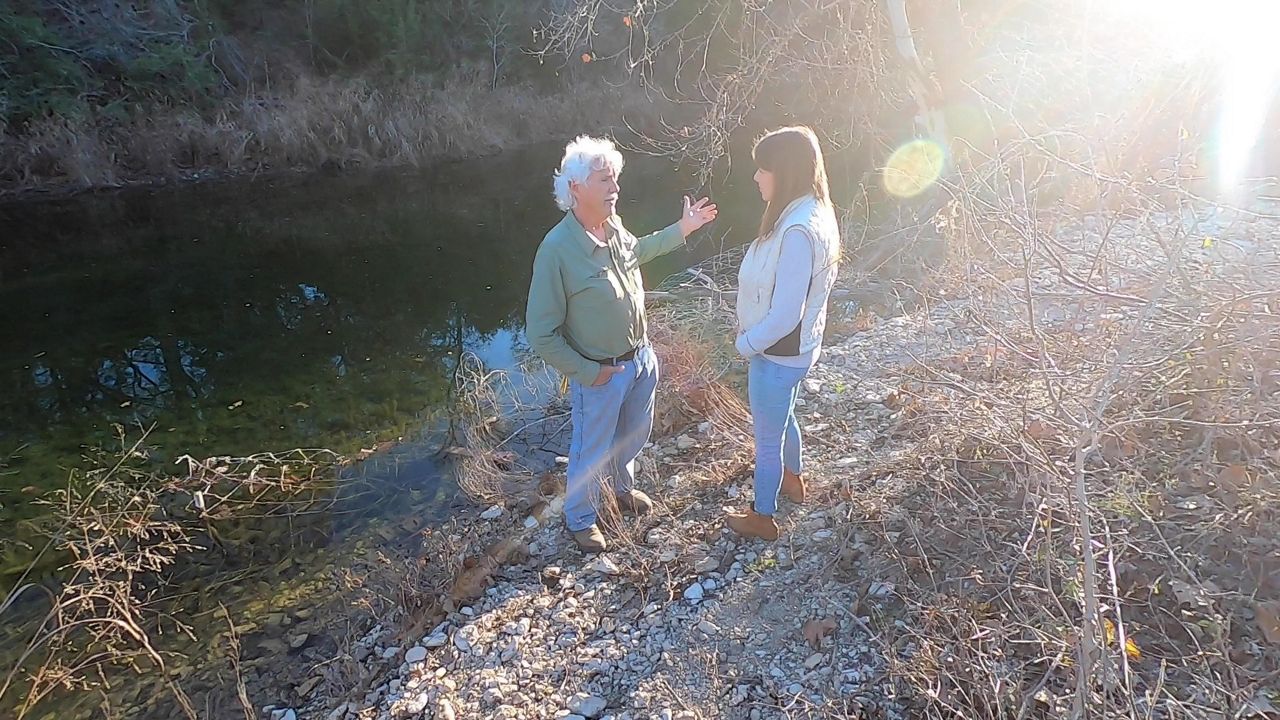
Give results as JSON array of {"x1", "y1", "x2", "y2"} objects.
[
  {"x1": 737, "y1": 226, "x2": 814, "y2": 356},
  {"x1": 632, "y1": 222, "x2": 685, "y2": 265},
  {"x1": 525, "y1": 244, "x2": 601, "y2": 385}
]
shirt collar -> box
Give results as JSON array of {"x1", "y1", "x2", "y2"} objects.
[{"x1": 565, "y1": 210, "x2": 615, "y2": 251}]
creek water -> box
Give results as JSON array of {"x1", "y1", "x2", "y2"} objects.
[
  {"x1": 0, "y1": 141, "x2": 764, "y2": 717},
  {"x1": 0, "y1": 144, "x2": 755, "y2": 556}
]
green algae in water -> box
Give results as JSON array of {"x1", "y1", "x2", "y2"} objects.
[
  {"x1": 0, "y1": 163, "x2": 553, "y2": 548},
  {"x1": 0, "y1": 143, "x2": 738, "y2": 719}
]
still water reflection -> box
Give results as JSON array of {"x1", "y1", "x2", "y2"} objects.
[
  {"x1": 0, "y1": 144, "x2": 736, "y2": 549},
  {"x1": 0, "y1": 141, "x2": 768, "y2": 719}
]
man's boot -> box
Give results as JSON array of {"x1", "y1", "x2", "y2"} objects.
[
  {"x1": 615, "y1": 489, "x2": 654, "y2": 516},
  {"x1": 781, "y1": 469, "x2": 806, "y2": 504},
  {"x1": 726, "y1": 509, "x2": 780, "y2": 540},
  {"x1": 572, "y1": 524, "x2": 607, "y2": 553}
]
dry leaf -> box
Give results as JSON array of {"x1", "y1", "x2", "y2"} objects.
[
  {"x1": 1124, "y1": 637, "x2": 1142, "y2": 661},
  {"x1": 882, "y1": 390, "x2": 903, "y2": 410},
  {"x1": 1141, "y1": 491, "x2": 1166, "y2": 516},
  {"x1": 537, "y1": 472, "x2": 561, "y2": 496},
  {"x1": 451, "y1": 555, "x2": 498, "y2": 602},
  {"x1": 1216, "y1": 464, "x2": 1247, "y2": 490},
  {"x1": 492, "y1": 451, "x2": 517, "y2": 470},
  {"x1": 801, "y1": 617, "x2": 837, "y2": 649},
  {"x1": 1102, "y1": 618, "x2": 1142, "y2": 661},
  {"x1": 1025, "y1": 420, "x2": 1054, "y2": 441},
  {"x1": 1254, "y1": 601, "x2": 1280, "y2": 645},
  {"x1": 1106, "y1": 430, "x2": 1138, "y2": 459}
]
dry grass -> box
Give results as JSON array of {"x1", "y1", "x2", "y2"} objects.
[
  {"x1": 0, "y1": 428, "x2": 354, "y2": 719},
  {"x1": 834, "y1": 138, "x2": 1280, "y2": 716},
  {"x1": 0, "y1": 64, "x2": 655, "y2": 197},
  {"x1": 651, "y1": 251, "x2": 753, "y2": 445}
]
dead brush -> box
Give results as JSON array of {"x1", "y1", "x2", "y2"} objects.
[
  {"x1": 443, "y1": 352, "x2": 550, "y2": 507},
  {"x1": 0, "y1": 428, "x2": 352, "y2": 719},
  {"x1": 1, "y1": 429, "x2": 201, "y2": 720},
  {"x1": 650, "y1": 264, "x2": 754, "y2": 457},
  {"x1": 848, "y1": 126, "x2": 1280, "y2": 716},
  {"x1": 389, "y1": 520, "x2": 470, "y2": 642}
]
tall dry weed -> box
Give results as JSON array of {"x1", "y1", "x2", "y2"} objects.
[
  {"x1": 20, "y1": 118, "x2": 118, "y2": 190},
  {"x1": 0, "y1": 64, "x2": 656, "y2": 196}
]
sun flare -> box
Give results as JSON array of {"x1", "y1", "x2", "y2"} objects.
[{"x1": 1105, "y1": 0, "x2": 1280, "y2": 191}]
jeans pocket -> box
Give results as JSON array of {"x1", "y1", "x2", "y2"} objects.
[
  {"x1": 583, "y1": 372, "x2": 614, "y2": 391},
  {"x1": 760, "y1": 356, "x2": 787, "y2": 381}
]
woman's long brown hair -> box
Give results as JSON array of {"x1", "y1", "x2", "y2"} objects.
[{"x1": 753, "y1": 126, "x2": 831, "y2": 240}]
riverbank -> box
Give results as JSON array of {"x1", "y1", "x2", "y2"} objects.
[
  {"x1": 7, "y1": 185, "x2": 1279, "y2": 718},
  {"x1": 0, "y1": 69, "x2": 655, "y2": 202},
  {"x1": 0, "y1": 145, "x2": 714, "y2": 719},
  {"x1": 290, "y1": 196, "x2": 1280, "y2": 719},
  {"x1": 1, "y1": 1, "x2": 668, "y2": 202}
]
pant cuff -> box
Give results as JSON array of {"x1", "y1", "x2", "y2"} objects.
[{"x1": 565, "y1": 516, "x2": 597, "y2": 532}]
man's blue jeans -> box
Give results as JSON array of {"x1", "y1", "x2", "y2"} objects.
[
  {"x1": 748, "y1": 355, "x2": 809, "y2": 516},
  {"x1": 565, "y1": 345, "x2": 659, "y2": 532}
]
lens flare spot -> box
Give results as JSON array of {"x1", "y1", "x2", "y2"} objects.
[{"x1": 883, "y1": 140, "x2": 945, "y2": 198}]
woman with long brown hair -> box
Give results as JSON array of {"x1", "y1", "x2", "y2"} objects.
[{"x1": 727, "y1": 126, "x2": 840, "y2": 540}]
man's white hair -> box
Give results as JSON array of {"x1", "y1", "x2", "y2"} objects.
[{"x1": 552, "y1": 135, "x2": 625, "y2": 211}]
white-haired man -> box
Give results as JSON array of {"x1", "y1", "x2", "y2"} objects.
[{"x1": 526, "y1": 135, "x2": 717, "y2": 552}]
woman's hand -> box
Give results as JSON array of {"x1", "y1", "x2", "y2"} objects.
[{"x1": 677, "y1": 195, "x2": 717, "y2": 238}]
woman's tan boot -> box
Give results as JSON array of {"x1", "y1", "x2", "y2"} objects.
[
  {"x1": 726, "y1": 509, "x2": 780, "y2": 540},
  {"x1": 781, "y1": 469, "x2": 806, "y2": 504}
]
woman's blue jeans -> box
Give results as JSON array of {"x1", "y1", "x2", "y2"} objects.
[{"x1": 748, "y1": 355, "x2": 809, "y2": 516}]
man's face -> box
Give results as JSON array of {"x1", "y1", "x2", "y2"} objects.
[{"x1": 571, "y1": 165, "x2": 620, "y2": 219}]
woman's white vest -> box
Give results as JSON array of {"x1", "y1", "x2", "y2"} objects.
[{"x1": 736, "y1": 194, "x2": 840, "y2": 356}]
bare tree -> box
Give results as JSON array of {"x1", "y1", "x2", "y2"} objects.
[
  {"x1": 480, "y1": 6, "x2": 514, "y2": 90},
  {"x1": 534, "y1": 0, "x2": 903, "y2": 181}
]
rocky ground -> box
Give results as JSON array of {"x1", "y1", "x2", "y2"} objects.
[
  {"x1": 263, "y1": 197, "x2": 1280, "y2": 720},
  {"x1": 274, "y1": 297, "x2": 985, "y2": 720}
]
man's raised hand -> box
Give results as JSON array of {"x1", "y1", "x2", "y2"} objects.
[{"x1": 677, "y1": 195, "x2": 718, "y2": 238}]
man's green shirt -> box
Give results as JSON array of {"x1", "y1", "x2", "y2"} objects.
[{"x1": 525, "y1": 211, "x2": 684, "y2": 385}]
